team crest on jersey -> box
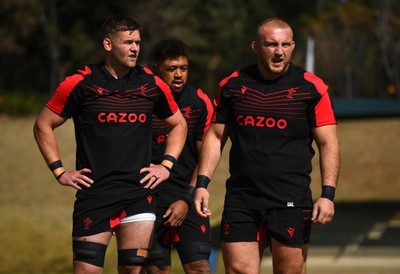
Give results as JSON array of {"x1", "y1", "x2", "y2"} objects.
[
  {"x1": 181, "y1": 105, "x2": 194, "y2": 119},
  {"x1": 139, "y1": 84, "x2": 149, "y2": 95},
  {"x1": 286, "y1": 87, "x2": 298, "y2": 99}
]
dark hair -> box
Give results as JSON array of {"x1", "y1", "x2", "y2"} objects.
[
  {"x1": 152, "y1": 38, "x2": 189, "y2": 64},
  {"x1": 102, "y1": 16, "x2": 141, "y2": 38}
]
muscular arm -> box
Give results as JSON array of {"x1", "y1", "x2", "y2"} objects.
[
  {"x1": 33, "y1": 107, "x2": 67, "y2": 166},
  {"x1": 33, "y1": 107, "x2": 93, "y2": 190},
  {"x1": 162, "y1": 109, "x2": 187, "y2": 165},
  {"x1": 187, "y1": 140, "x2": 203, "y2": 187},
  {"x1": 194, "y1": 123, "x2": 229, "y2": 217},
  {"x1": 311, "y1": 124, "x2": 340, "y2": 225},
  {"x1": 198, "y1": 123, "x2": 229, "y2": 177}
]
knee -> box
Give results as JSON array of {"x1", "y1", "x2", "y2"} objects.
[
  {"x1": 272, "y1": 256, "x2": 306, "y2": 274},
  {"x1": 273, "y1": 264, "x2": 306, "y2": 274},
  {"x1": 184, "y1": 259, "x2": 211, "y2": 274}
]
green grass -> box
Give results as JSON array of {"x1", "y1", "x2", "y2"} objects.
[{"x1": 1, "y1": 115, "x2": 399, "y2": 273}]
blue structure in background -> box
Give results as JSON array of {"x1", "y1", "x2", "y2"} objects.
[
  {"x1": 209, "y1": 248, "x2": 217, "y2": 274},
  {"x1": 332, "y1": 98, "x2": 400, "y2": 119}
]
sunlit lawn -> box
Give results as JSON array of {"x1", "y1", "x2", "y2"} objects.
[{"x1": 1, "y1": 116, "x2": 399, "y2": 273}]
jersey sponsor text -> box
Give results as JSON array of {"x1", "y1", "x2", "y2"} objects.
[
  {"x1": 98, "y1": 112, "x2": 147, "y2": 123},
  {"x1": 236, "y1": 115, "x2": 287, "y2": 129}
]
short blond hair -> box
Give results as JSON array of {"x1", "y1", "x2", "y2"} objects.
[{"x1": 255, "y1": 17, "x2": 293, "y2": 41}]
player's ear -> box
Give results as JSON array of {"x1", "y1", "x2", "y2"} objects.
[
  {"x1": 103, "y1": 38, "x2": 112, "y2": 52},
  {"x1": 251, "y1": 40, "x2": 257, "y2": 53}
]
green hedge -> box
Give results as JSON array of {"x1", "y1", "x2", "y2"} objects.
[{"x1": 0, "y1": 92, "x2": 49, "y2": 116}]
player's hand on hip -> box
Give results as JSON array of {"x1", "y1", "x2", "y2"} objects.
[
  {"x1": 58, "y1": 168, "x2": 93, "y2": 190},
  {"x1": 194, "y1": 188, "x2": 211, "y2": 217},
  {"x1": 139, "y1": 163, "x2": 170, "y2": 189}
]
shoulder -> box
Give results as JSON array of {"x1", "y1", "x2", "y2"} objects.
[
  {"x1": 182, "y1": 84, "x2": 212, "y2": 106},
  {"x1": 137, "y1": 66, "x2": 166, "y2": 87},
  {"x1": 303, "y1": 71, "x2": 328, "y2": 95},
  {"x1": 56, "y1": 65, "x2": 93, "y2": 93},
  {"x1": 285, "y1": 64, "x2": 328, "y2": 95},
  {"x1": 219, "y1": 64, "x2": 259, "y2": 87}
]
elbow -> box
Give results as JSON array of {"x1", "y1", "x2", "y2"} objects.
[
  {"x1": 33, "y1": 119, "x2": 40, "y2": 139},
  {"x1": 181, "y1": 118, "x2": 188, "y2": 136},
  {"x1": 33, "y1": 117, "x2": 49, "y2": 141}
]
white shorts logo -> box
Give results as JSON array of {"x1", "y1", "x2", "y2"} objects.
[{"x1": 287, "y1": 202, "x2": 294, "y2": 207}]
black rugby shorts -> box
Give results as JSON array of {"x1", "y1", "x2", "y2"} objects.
[
  {"x1": 72, "y1": 194, "x2": 156, "y2": 237},
  {"x1": 220, "y1": 207, "x2": 312, "y2": 245},
  {"x1": 148, "y1": 206, "x2": 211, "y2": 265}
]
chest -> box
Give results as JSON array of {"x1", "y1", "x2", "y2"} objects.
[
  {"x1": 71, "y1": 80, "x2": 160, "y2": 128},
  {"x1": 226, "y1": 81, "x2": 317, "y2": 118}
]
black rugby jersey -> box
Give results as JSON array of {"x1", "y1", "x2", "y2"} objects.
[
  {"x1": 46, "y1": 64, "x2": 178, "y2": 198},
  {"x1": 213, "y1": 64, "x2": 336, "y2": 209},
  {"x1": 151, "y1": 84, "x2": 213, "y2": 207}
]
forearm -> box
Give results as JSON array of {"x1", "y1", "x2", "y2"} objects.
[
  {"x1": 198, "y1": 127, "x2": 226, "y2": 179},
  {"x1": 164, "y1": 131, "x2": 185, "y2": 160},
  {"x1": 188, "y1": 165, "x2": 199, "y2": 187},
  {"x1": 33, "y1": 107, "x2": 69, "y2": 180},
  {"x1": 33, "y1": 119, "x2": 62, "y2": 166},
  {"x1": 163, "y1": 117, "x2": 187, "y2": 168},
  {"x1": 319, "y1": 138, "x2": 340, "y2": 188},
  {"x1": 313, "y1": 124, "x2": 340, "y2": 188}
]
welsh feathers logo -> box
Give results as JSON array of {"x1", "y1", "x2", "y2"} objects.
[
  {"x1": 83, "y1": 218, "x2": 93, "y2": 230},
  {"x1": 223, "y1": 222, "x2": 230, "y2": 235},
  {"x1": 180, "y1": 106, "x2": 194, "y2": 119},
  {"x1": 286, "y1": 88, "x2": 298, "y2": 99}
]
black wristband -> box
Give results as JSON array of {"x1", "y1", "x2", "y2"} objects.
[
  {"x1": 321, "y1": 186, "x2": 336, "y2": 202},
  {"x1": 161, "y1": 164, "x2": 171, "y2": 173},
  {"x1": 195, "y1": 175, "x2": 211, "y2": 189},
  {"x1": 183, "y1": 186, "x2": 195, "y2": 206},
  {"x1": 56, "y1": 171, "x2": 66, "y2": 180},
  {"x1": 49, "y1": 160, "x2": 63, "y2": 171},
  {"x1": 162, "y1": 155, "x2": 177, "y2": 165}
]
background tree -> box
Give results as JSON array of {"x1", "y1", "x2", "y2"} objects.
[
  {"x1": 377, "y1": 0, "x2": 400, "y2": 98},
  {"x1": 304, "y1": 0, "x2": 400, "y2": 99},
  {"x1": 1, "y1": 0, "x2": 398, "y2": 109}
]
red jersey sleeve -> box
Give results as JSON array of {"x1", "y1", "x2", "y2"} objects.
[
  {"x1": 304, "y1": 71, "x2": 336, "y2": 127},
  {"x1": 46, "y1": 66, "x2": 91, "y2": 117},
  {"x1": 196, "y1": 88, "x2": 213, "y2": 140},
  {"x1": 143, "y1": 67, "x2": 179, "y2": 118}
]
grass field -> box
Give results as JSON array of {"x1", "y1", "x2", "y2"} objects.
[{"x1": 0, "y1": 115, "x2": 399, "y2": 273}]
